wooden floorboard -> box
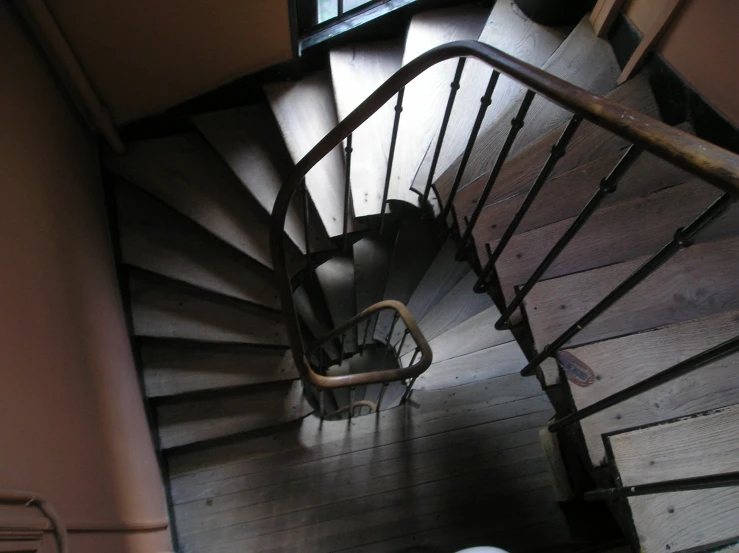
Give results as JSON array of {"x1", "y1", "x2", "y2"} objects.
[
  {"x1": 330, "y1": 40, "x2": 403, "y2": 217},
  {"x1": 524, "y1": 235, "x2": 739, "y2": 351}
]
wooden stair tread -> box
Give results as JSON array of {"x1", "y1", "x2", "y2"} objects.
[
  {"x1": 115, "y1": 179, "x2": 280, "y2": 310},
  {"x1": 495, "y1": 179, "x2": 739, "y2": 302},
  {"x1": 456, "y1": 75, "x2": 660, "y2": 228},
  {"x1": 330, "y1": 40, "x2": 403, "y2": 217},
  {"x1": 156, "y1": 381, "x2": 311, "y2": 449},
  {"x1": 264, "y1": 71, "x2": 359, "y2": 238},
  {"x1": 104, "y1": 133, "x2": 283, "y2": 270},
  {"x1": 472, "y1": 123, "x2": 694, "y2": 259},
  {"x1": 193, "y1": 104, "x2": 331, "y2": 253},
  {"x1": 435, "y1": 16, "x2": 621, "y2": 204},
  {"x1": 560, "y1": 309, "x2": 739, "y2": 466},
  {"x1": 353, "y1": 235, "x2": 394, "y2": 343},
  {"x1": 128, "y1": 270, "x2": 287, "y2": 346},
  {"x1": 315, "y1": 256, "x2": 357, "y2": 351},
  {"x1": 387, "y1": 4, "x2": 488, "y2": 206},
  {"x1": 524, "y1": 234, "x2": 739, "y2": 351},
  {"x1": 140, "y1": 340, "x2": 296, "y2": 397},
  {"x1": 411, "y1": 0, "x2": 566, "y2": 193}
]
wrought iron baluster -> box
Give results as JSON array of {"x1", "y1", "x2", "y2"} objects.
[
  {"x1": 444, "y1": 89, "x2": 536, "y2": 228},
  {"x1": 493, "y1": 145, "x2": 643, "y2": 326},
  {"x1": 349, "y1": 387, "x2": 355, "y2": 420},
  {"x1": 376, "y1": 382, "x2": 389, "y2": 412},
  {"x1": 401, "y1": 376, "x2": 418, "y2": 404},
  {"x1": 521, "y1": 192, "x2": 734, "y2": 376},
  {"x1": 585, "y1": 472, "x2": 739, "y2": 501},
  {"x1": 339, "y1": 333, "x2": 346, "y2": 362},
  {"x1": 421, "y1": 58, "x2": 469, "y2": 207},
  {"x1": 380, "y1": 88, "x2": 405, "y2": 233},
  {"x1": 343, "y1": 133, "x2": 353, "y2": 254},
  {"x1": 360, "y1": 312, "x2": 373, "y2": 355},
  {"x1": 383, "y1": 312, "x2": 400, "y2": 363},
  {"x1": 395, "y1": 328, "x2": 410, "y2": 366},
  {"x1": 470, "y1": 115, "x2": 583, "y2": 277},
  {"x1": 549, "y1": 333, "x2": 739, "y2": 430},
  {"x1": 302, "y1": 180, "x2": 312, "y2": 278},
  {"x1": 319, "y1": 388, "x2": 325, "y2": 420}
]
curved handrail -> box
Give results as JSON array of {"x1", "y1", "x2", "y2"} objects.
[{"x1": 271, "y1": 39, "x2": 739, "y2": 386}]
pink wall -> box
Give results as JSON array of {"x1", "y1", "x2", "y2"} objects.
[{"x1": 0, "y1": 4, "x2": 171, "y2": 551}]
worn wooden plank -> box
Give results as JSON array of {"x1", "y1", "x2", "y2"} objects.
[
  {"x1": 608, "y1": 404, "x2": 739, "y2": 485},
  {"x1": 387, "y1": 4, "x2": 488, "y2": 206},
  {"x1": 353, "y1": 235, "x2": 393, "y2": 342},
  {"x1": 495, "y1": 180, "x2": 739, "y2": 302},
  {"x1": 628, "y1": 488, "x2": 739, "y2": 553},
  {"x1": 128, "y1": 270, "x2": 287, "y2": 346},
  {"x1": 264, "y1": 71, "x2": 359, "y2": 237},
  {"x1": 156, "y1": 380, "x2": 311, "y2": 449},
  {"x1": 456, "y1": 75, "x2": 660, "y2": 229},
  {"x1": 412, "y1": 0, "x2": 566, "y2": 193},
  {"x1": 591, "y1": 0, "x2": 628, "y2": 37},
  {"x1": 524, "y1": 235, "x2": 739, "y2": 351},
  {"x1": 140, "y1": 340, "x2": 296, "y2": 398},
  {"x1": 539, "y1": 428, "x2": 574, "y2": 501},
  {"x1": 415, "y1": 340, "x2": 527, "y2": 390},
  {"x1": 105, "y1": 133, "x2": 283, "y2": 270},
  {"x1": 435, "y1": 16, "x2": 621, "y2": 204},
  {"x1": 315, "y1": 256, "x2": 357, "y2": 350},
  {"x1": 115, "y1": 179, "x2": 280, "y2": 310},
  {"x1": 330, "y1": 40, "x2": 403, "y2": 217}
]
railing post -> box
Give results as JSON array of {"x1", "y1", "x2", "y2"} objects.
[
  {"x1": 319, "y1": 388, "x2": 325, "y2": 420},
  {"x1": 343, "y1": 133, "x2": 353, "y2": 254},
  {"x1": 302, "y1": 180, "x2": 313, "y2": 278},
  {"x1": 401, "y1": 376, "x2": 417, "y2": 404},
  {"x1": 376, "y1": 382, "x2": 389, "y2": 412},
  {"x1": 380, "y1": 88, "x2": 405, "y2": 233}
]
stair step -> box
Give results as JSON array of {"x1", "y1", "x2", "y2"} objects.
[
  {"x1": 128, "y1": 270, "x2": 287, "y2": 346},
  {"x1": 456, "y1": 75, "x2": 660, "y2": 229},
  {"x1": 606, "y1": 405, "x2": 739, "y2": 553},
  {"x1": 403, "y1": 305, "x2": 514, "y2": 366},
  {"x1": 353, "y1": 235, "x2": 394, "y2": 344},
  {"x1": 114, "y1": 178, "x2": 280, "y2": 310},
  {"x1": 330, "y1": 40, "x2": 403, "y2": 217},
  {"x1": 435, "y1": 15, "x2": 621, "y2": 205},
  {"x1": 496, "y1": 179, "x2": 739, "y2": 303},
  {"x1": 105, "y1": 133, "x2": 296, "y2": 271},
  {"x1": 374, "y1": 218, "x2": 442, "y2": 341},
  {"x1": 524, "y1": 234, "x2": 739, "y2": 351},
  {"x1": 400, "y1": 271, "x2": 494, "y2": 356},
  {"x1": 315, "y1": 256, "x2": 357, "y2": 352},
  {"x1": 264, "y1": 71, "x2": 360, "y2": 238},
  {"x1": 155, "y1": 381, "x2": 311, "y2": 449},
  {"x1": 140, "y1": 340, "x2": 296, "y2": 397},
  {"x1": 411, "y1": 0, "x2": 566, "y2": 193},
  {"x1": 560, "y1": 309, "x2": 739, "y2": 466},
  {"x1": 193, "y1": 104, "x2": 331, "y2": 253},
  {"x1": 387, "y1": 4, "x2": 488, "y2": 206}
]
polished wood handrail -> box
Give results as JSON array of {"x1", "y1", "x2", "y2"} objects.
[{"x1": 271, "y1": 39, "x2": 739, "y2": 388}]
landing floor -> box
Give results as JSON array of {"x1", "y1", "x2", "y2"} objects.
[{"x1": 167, "y1": 370, "x2": 569, "y2": 552}]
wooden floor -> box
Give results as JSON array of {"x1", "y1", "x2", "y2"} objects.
[{"x1": 167, "y1": 367, "x2": 569, "y2": 553}]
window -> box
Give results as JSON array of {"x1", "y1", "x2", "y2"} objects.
[{"x1": 316, "y1": 0, "x2": 374, "y2": 25}]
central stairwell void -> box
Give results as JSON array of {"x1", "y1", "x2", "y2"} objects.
[{"x1": 106, "y1": 2, "x2": 739, "y2": 552}]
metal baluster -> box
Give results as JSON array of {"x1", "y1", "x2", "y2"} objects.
[
  {"x1": 339, "y1": 332, "x2": 346, "y2": 362},
  {"x1": 444, "y1": 89, "x2": 535, "y2": 227},
  {"x1": 342, "y1": 133, "x2": 353, "y2": 254},
  {"x1": 469, "y1": 115, "x2": 583, "y2": 277},
  {"x1": 376, "y1": 382, "x2": 389, "y2": 412},
  {"x1": 360, "y1": 312, "x2": 373, "y2": 355},
  {"x1": 380, "y1": 88, "x2": 405, "y2": 233},
  {"x1": 383, "y1": 312, "x2": 400, "y2": 363},
  {"x1": 401, "y1": 377, "x2": 417, "y2": 404},
  {"x1": 302, "y1": 180, "x2": 313, "y2": 278},
  {"x1": 421, "y1": 59, "x2": 469, "y2": 207},
  {"x1": 319, "y1": 388, "x2": 325, "y2": 420},
  {"x1": 407, "y1": 347, "x2": 420, "y2": 368},
  {"x1": 494, "y1": 145, "x2": 644, "y2": 327},
  {"x1": 585, "y1": 472, "x2": 739, "y2": 501},
  {"x1": 395, "y1": 328, "x2": 409, "y2": 366},
  {"x1": 349, "y1": 387, "x2": 355, "y2": 420},
  {"x1": 549, "y1": 334, "x2": 739, "y2": 431},
  {"x1": 337, "y1": 0, "x2": 344, "y2": 17},
  {"x1": 521, "y1": 192, "x2": 734, "y2": 376}
]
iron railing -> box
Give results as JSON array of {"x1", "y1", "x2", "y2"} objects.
[{"x1": 271, "y1": 39, "x2": 739, "y2": 429}]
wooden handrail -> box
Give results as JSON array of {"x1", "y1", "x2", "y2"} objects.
[{"x1": 271, "y1": 39, "x2": 739, "y2": 388}]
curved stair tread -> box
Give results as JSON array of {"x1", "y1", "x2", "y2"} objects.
[
  {"x1": 193, "y1": 104, "x2": 331, "y2": 253},
  {"x1": 104, "y1": 132, "x2": 285, "y2": 271},
  {"x1": 115, "y1": 178, "x2": 280, "y2": 310},
  {"x1": 523, "y1": 234, "x2": 739, "y2": 351},
  {"x1": 128, "y1": 270, "x2": 287, "y2": 346},
  {"x1": 434, "y1": 15, "x2": 621, "y2": 204},
  {"x1": 315, "y1": 256, "x2": 358, "y2": 352},
  {"x1": 455, "y1": 74, "x2": 659, "y2": 222},
  {"x1": 495, "y1": 179, "x2": 739, "y2": 303},
  {"x1": 330, "y1": 40, "x2": 403, "y2": 217},
  {"x1": 140, "y1": 340, "x2": 296, "y2": 397},
  {"x1": 387, "y1": 4, "x2": 489, "y2": 206},
  {"x1": 156, "y1": 380, "x2": 311, "y2": 449},
  {"x1": 472, "y1": 124, "x2": 694, "y2": 259},
  {"x1": 353, "y1": 235, "x2": 394, "y2": 343},
  {"x1": 411, "y1": 0, "x2": 566, "y2": 193},
  {"x1": 264, "y1": 71, "x2": 360, "y2": 238}
]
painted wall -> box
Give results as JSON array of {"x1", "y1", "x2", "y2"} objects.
[
  {"x1": 0, "y1": 5, "x2": 171, "y2": 552},
  {"x1": 43, "y1": 0, "x2": 294, "y2": 124},
  {"x1": 625, "y1": 0, "x2": 739, "y2": 125}
]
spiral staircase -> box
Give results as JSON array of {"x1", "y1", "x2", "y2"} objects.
[{"x1": 104, "y1": 2, "x2": 739, "y2": 552}]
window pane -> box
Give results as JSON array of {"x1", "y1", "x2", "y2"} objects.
[
  {"x1": 317, "y1": 0, "x2": 338, "y2": 23},
  {"x1": 344, "y1": 0, "x2": 372, "y2": 11}
]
